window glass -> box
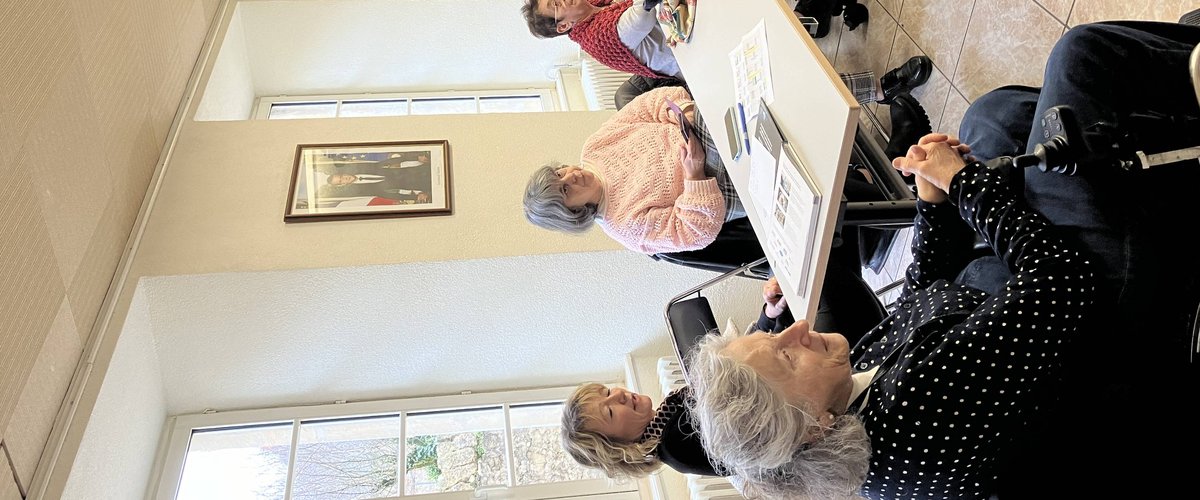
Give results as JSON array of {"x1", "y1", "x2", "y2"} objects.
[
  {"x1": 509, "y1": 403, "x2": 607, "y2": 485},
  {"x1": 404, "y1": 407, "x2": 508, "y2": 495},
  {"x1": 177, "y1": 423, "x2": 293, "y2": 500},
  {"x1": 479, "y1": 96, "x2": 544, "y2": 114},
  {"x1": 268, "y1": 102, "x2": 337, "y2": 119},
  {"x1": 410, "y1": 97, "x2": 477, "y2": 115},
  {"x1": 290, "y1": 415, "x2": 401, "y2": 500},
  {"x1": 340, "y1": 99, "x2": 409, "y2": 117}
]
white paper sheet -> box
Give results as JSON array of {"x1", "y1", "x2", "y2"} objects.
[
  {"x1": 728, "y1": 20, "x2": 775, "y2": 120},
  {"x1": 747, "y1": 136, "x2": 778, "y2": 222},
  {"x1": 764, "y1": 146, "x2": 821, "y2": 297}
]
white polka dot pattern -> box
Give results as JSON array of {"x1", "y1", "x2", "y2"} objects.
[{"x1": 848, "y1": 162, "x2": 1099, "y2": 499}]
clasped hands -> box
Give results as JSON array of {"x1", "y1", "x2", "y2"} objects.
[{"x1": 891, "y1": 133, "x2": 975, "y2": 204}]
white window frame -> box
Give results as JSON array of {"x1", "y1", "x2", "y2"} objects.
[
  {"x1": 253, "y1": 89, "x2": 559, "y2": 120},
  {"x1": 149, "y1": 386, "x2": 637, "y2": 500}
]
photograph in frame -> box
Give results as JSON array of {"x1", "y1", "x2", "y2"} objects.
[{"x1": 284, "y1": 140, "x2": 452, "y2": 222}]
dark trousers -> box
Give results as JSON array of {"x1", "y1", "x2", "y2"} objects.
[{"x1": 957, "y1": 21, "x2": 1200, "y2": 497}]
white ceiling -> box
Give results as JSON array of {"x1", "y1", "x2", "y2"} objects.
[
  {"x1": 239, "y1": 0, "x2": 581, "y2": 96},
  {"x1": 144, "y1": 251, "x2": 763, "y2": 414}
]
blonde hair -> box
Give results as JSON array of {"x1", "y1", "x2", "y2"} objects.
[{"x1": 560, "y1": 383, "x2": 662, "y2": 477}]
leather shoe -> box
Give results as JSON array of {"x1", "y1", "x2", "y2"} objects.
[
  {"x1": 884, "y1": 92, "x2": 932, "y2": 160},
  {"x1": 879, "y1": 55, "x2": 932, "y2": 104}
]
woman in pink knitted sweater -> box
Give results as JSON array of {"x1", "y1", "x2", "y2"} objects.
[{"x1": 523, "y1": 86, "x2": 745, "y2": 254}]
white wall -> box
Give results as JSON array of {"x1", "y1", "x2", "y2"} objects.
[
  {"x1": 195, "y1": 6, "x2": 255, "y2": 121},
  {"x1": 237, "y1": 0, "x2": 579, "y2": 96},
  {"x1": 61, "y1": 286, "x2": 166, "y2": 500},
  {"x1": 143, "y1": 253, "x2": 764, "y2": 415}
]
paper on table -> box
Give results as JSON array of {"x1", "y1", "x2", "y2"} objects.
[
  {"x1": 764, "y1": 144, "x2": 822, "y2": 297},
  {"x1": 747, "y1": 136, "x2": 777, "y2": 222},
  {"x1": 728, "y1": 19, "x2": 775, "y2": 120}
]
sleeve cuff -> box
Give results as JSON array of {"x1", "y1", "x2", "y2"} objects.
[{"x1": 683, "y1": 178, "x2": 721, "y2": 194}]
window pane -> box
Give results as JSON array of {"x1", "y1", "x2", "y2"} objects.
[
  {"x1": 404, "y1": 407, "x2": 508, "y2": 495},
  {"x1": 291, "y1": 415, "x2": 401, "y2": 500},
  {"x1": 340, "y1": 99, "x2": 409, "y2": 117},
  {"x1": 177, "y1": 423, "x2": 293, "y2": 500},
  {"x1": 479, "y1": 96, "x2": 545, "y2": 114},
  {"x1": 268, "y1": 102, "x2": 338, "y2": 120},
  {"x1": 510, "y1": 403, "x2": 607, "y2": 485},
  {"x1": 410, "y1": 97, "x2": 477, "y2": 115}
]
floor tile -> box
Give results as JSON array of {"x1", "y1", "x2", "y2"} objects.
[
  {"x1": 834, "y1": 1, "x2": 900, "y2": 80},
  {"x1": 1068, "y1": 0, "x2": 1194, "y2": 25},
  {"x1": 953, "y1": 0, "x2": 1064, "y2": 101},
  {"x1": 877, "y1": 0, "x2": 904, "y2": 19},
  {"x1": 938, "y1": 87, "x2": 972, "y2": 139},
  {"x1": 888, "y1": 31, "x2": 953, "y2": 130},
  {"x1": 898, "y1": 0, "x2": 975, "y2": 76},
  {"x1": 1035, "y1": 0, "x2": 1075, "y2": 23},
  {"x1": 811, "y1": 11, "x2": 845, "y2": 64}
]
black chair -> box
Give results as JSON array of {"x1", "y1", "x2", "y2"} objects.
[
  {"x1": 650, "y1": 217, "x2": 773, "y2": 278},
  {"x1": 664, "y1": 257, "x2": 769, "y2": 375},
  {"x1": 614, "y1": 75, "x2": 688, "y2": 110}
]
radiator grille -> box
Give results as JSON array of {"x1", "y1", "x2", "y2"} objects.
[
  {"x1": 579, "y1": 52, "x2": 633, "y2": 111},
  {"x1": 656, "y1": 357, "x2": 744, "y2": 499}
]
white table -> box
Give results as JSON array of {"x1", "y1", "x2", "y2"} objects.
[{"x1": 672, "y1": 0, "x2": 861, "y2": 320}]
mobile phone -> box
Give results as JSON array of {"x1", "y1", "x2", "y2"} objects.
[{"x1": 665, "y1": 99, "x2": 694, "y2": 142}]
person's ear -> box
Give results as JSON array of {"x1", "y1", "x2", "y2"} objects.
[{"x1": 556, "y1": 21, "x2": 572, "y2": 33}]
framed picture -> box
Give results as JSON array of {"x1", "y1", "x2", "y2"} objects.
[{"x1": 284, "y1": 140, "x2": 452, "y2": 223}]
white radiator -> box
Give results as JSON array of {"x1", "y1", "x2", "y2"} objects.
[
  {"x1": 579, "y1": 52, "x2": 633, "y2": 111},
  {"x1": 656, "y1": 357, "x2": 745, "y2": 500}
]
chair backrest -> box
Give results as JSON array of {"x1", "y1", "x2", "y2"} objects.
[
  {"x1": 664, "y1": 256, "x2": 769, "y2": 377},
  {"x1": 665, "y1": 295, "x2": 719, "y2": 374}
]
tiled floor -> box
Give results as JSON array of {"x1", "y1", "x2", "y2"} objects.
[{"x1": 808, "y1": 0, "x2": 1198, "y2": 305}]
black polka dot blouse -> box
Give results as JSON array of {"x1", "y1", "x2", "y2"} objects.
[{"x1": 848, "y1": 162, "x2": 1099, "y2": 499}]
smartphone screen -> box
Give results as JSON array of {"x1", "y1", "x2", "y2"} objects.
[{"x1": 665, "y1": 99, "x2": 693, "y2": 142}]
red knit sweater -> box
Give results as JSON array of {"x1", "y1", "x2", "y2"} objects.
[{"x1": 569, "y1": 0, "x2": 662, "y2": 78}]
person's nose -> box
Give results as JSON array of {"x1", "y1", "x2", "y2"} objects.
[{"x1": 777, "y1": 320, "x2": 812, "y2": 348}]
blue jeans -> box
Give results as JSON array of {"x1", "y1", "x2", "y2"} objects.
[{"x1": 960, "y1": 22, "x2": 1200, "y2": 352}]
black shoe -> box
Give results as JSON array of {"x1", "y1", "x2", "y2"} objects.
[
  {"x1": 1181, "y1": 8, "x2": 1200, "y2": 26},
  {"x1": 842, "y1": 2, "x2": 869, "y2": 31},
  {"x1": 884, "y1": 92, "x2": 932, "y2": 160},
  {"x1": 795, "y1": 0, "x2": 837, "y2": 38},
  {"x1": 879, "y1": 55, "x2": 932, "y2": 104}
]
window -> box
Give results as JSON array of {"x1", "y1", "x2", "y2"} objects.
[
  {"x1": 152, "y1": 387, "x2": 635, "y2": 500},
  {"x1": 255, "y1": 90, "x2": 557, "y2": 120}
]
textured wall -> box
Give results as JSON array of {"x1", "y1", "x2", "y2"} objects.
[
  {"x1": 0, "y1": 0, "x2": 218, "y2": 492},
  {"x1": 59, "y1": 286, "x2": 166, "y2": 500},
  {"x1": 142, "y1": 252, "x2": 763, "y2": 415}
]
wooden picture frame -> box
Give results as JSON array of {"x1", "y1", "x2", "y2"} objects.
[{"x1": 284, "y1": 140, "x2": 452, "y2": 222}]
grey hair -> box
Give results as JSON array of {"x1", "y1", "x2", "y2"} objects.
[
  {"x1": 523, "y1": 163, "x2": 598, "y2": 234},
  {"x1": 560, "y1": 383, "x2": 662, "y2": 478},
  {"x1": 687, "y1": 330, "x2": 871, "y2": 500}
]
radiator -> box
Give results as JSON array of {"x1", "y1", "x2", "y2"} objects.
[
  {"x1": 579, "y1": 52, "x2": 633, "y2": 111},
  {"x1": 656, "y1": 357, "x2": 745, "y2": 500}
]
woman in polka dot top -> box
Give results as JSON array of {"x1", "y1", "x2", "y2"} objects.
[{"x1": 685, "y1": 20, "x2": 1199, "y2": 500}]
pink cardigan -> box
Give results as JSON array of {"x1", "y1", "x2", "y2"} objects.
[{"x1": 583, "y1": 86, "x2": 726, "y2": 254}]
